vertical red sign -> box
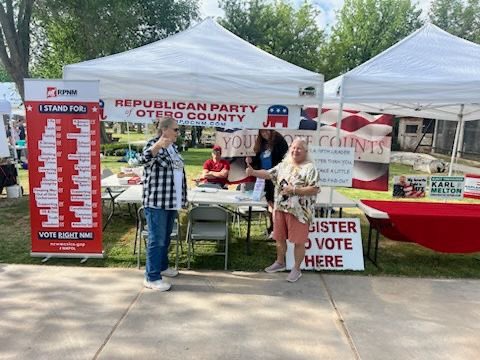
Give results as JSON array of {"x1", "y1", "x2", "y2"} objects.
[{"x1": 25, "y1": 80, "x2": 103, "y2": 258}]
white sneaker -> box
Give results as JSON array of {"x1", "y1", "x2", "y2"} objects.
[
  {"x1": 161, "y1": 267, "x2": 179, "y2": 277},
  {"x1": 143, "y1": 279, "x2": 171, "y2": 291}
]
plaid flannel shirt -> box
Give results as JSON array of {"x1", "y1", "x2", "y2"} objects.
[{"x1": 139, "y1": 137, "x2": 187, "y2": 209}]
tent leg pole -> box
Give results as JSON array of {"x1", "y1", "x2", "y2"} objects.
[
  {"x1": 448, "y1": 104, "x2": 464, "y2": 176},
  {"x1": 328, "y1": 80, "x2": 345, "y2": 213}
]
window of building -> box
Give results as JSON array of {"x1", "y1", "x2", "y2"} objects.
[
  {"x1": 405, "y1": 125, "x2": 418, "y2": 134},
  {"x1": 422, "y1": 119, "x2": 435, "y2": 134},
  {"x1": 437, "y1": 120, "x2": 444, "y2": 135}
]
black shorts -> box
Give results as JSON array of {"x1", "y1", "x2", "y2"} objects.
[{"x1": 265, "y1": 179, "x2": 274, "y2": 203}]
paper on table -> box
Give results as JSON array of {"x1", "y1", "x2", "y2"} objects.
[
  {"x1": 234, "y1": 194, "x2": 251, "y2": 201},
  {"x1": 193, "y1": 187, "x2": 219, "y2": 193}
]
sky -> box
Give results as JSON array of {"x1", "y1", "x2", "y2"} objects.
[{"x1": 199, "y1": 0, "x2": 434, "y2": 29}]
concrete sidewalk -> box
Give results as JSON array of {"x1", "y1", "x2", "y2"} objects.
[{"x1": 1, "y1": 264, "x2": 479, "y2": 360}]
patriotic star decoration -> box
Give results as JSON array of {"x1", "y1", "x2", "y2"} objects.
[
  {"x1": 92, "y1": 106, "x2": 98, "y2": 112},
  {"x1": 268, "y1": 105, "x2": 289, "y2": 114},
  {"x1": 26, "y1": 105, "x2": 32, "y2": 111}
]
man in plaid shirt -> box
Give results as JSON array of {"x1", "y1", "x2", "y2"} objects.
[{"x1": 138, "y1": 117, "x2": 187, "y2": 291}]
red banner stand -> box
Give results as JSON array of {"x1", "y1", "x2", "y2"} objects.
[{"x1": 25, "y1": 79, "x2": 103, "y2": 260}]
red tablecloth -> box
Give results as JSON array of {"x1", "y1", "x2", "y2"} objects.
[{"x1": 361, "y1": 200, "x2": 480, "y2": 253}]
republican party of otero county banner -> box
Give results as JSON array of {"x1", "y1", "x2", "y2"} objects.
[
  {"x1": 25, "y1": 79, "x2": 103, "y2": 259},
  {"x1": 100, "y1": 98, "x2": 303, "y2": 129}
]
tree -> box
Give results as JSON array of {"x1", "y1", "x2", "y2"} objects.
[
  {"x1": 219, "y1": 0, "x2": 325, "y2": 71},
  {"x1": 32, "y1": 0, "x2": 199, "y2": 143},
  {"x1": 0, "y1": 64, "x2": 11, "y2": 81},
  {"x1": 429, "y1": 0, "x2": 480, "y2": 43},
  {"x1": 33, "y1": 0, "x2": 200, "y2": 78},
  {"x1": 322, "y1": 0, "x2": 423, "y2": 80},
  {"x1": 0, "y1": 0, "x2": 34, "y2": 99}
]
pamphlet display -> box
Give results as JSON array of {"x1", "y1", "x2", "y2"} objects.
[
  {"x1": 25, "y1": 79, "x2": 103, "y2": 259},
  {"x1": 252, "y1": 178, "x2": 265, "y2": 201}
]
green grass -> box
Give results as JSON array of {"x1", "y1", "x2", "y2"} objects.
[
  {"x1": 107, "y1": 130, "x2": 148, "y2": 143},
  {"x1": 2, "y1": 148, "x2": 480, "y2": 278}
]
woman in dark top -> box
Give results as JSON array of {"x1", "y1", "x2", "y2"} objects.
[{"x1": 246, "y1": 130, "x2": 288, "y2": 236}]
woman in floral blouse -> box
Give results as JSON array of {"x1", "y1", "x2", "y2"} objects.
[{"x1": 246, "y1": 137, "x2": 320, "y2": 282}]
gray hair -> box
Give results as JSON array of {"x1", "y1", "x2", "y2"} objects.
[
  {"x1": 155, "y1": 116, "x2": 176, "y2": 136},
  {"x1": 284, "y1": 137, "x2": 311, "y2": 164}
]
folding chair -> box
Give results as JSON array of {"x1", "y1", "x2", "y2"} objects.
[
  {"x1": 136, "y1": 207, "x2": 182, "y2": 270},
  {"x1": 186, "y1": 205, "x2": 229, "y2": 270}
]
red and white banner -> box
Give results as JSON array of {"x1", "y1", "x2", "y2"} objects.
[
  {"x1": 25, "y1": 79, "x2": 103, "y2": 258},
  {"x1": 216, "y1": 109, "x2": 393, "y2": 190},
  {"x1": 310, "y1": 108, "x2": 393, "y2": 191},
  {"x1": 102, "y1": 98, "x2": 302, "y2": 129}
]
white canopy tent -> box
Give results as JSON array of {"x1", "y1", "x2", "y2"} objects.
[
  {"x1": 322, "y1": 23, "x2": 480, "y2": 175},
  {"x1": 63, "y1": 18, "x2": 323, "y2": 109},
  {"x1": 0, "y1": 83, "x2": 24, "y2": 116}
]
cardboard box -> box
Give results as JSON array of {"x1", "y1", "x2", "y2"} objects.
[{"x1": 127, "y1": 176, "x2": 141, "y2": 185}]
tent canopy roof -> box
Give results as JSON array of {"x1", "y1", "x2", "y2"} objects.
[
  {"x1": 0, "y1": 99, "x2": 11, "y2": 114},
  {"x1": 64, "y1": 18, "x2": 323, "y2": 105},
  {"x1": 0, "y1": 82, "x2": 24, "y2": 115},
  {"x1": 324, "y1": 23, "x2": 480, "y2": 121}
]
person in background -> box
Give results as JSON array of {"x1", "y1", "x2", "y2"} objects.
[
  {"x1": 5, "y1": 126, "x2": 11, "y2": 144},
  {"x1": 138, "y1": 116, "x2": 187, "y2": 292},
  {"x1": 246, "y1": 129, "x2": 288, "y2": 237},
  {"x1": 10, "y1": 121, "x2": 23, "y2": 161},
  {"x1": 17, "y1": 119, "x2": 26, "y2": 141},
  {"x1": 201, "y1": 145, "x2": 230, "y2": 188},
  {"x1": 393, "y1": 175, "x2": 416, "y2": 197},
  {"x1": 246, "y1": 138, "x2": 320, "y2": 282}
]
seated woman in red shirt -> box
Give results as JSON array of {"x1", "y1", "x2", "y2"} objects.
[{"x1": 201, "y1": 145, "x2": 230, "y2": 188}]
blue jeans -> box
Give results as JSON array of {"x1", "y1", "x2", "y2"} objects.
[{"x1": 144, "y1": 207, "x2": 177, "y2": 281}]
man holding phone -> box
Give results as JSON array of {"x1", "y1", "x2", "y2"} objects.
[{"x1": 138, "y1": 116, "x2": 187, "y2": 291}]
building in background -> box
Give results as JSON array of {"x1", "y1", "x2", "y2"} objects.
[
  {"x1": 395, "y1": 116, "x2": 480, "y2": 161},
  {"x1": 434, "y1": 120, "x2": 480, "y2": 161},
  {"x1": 395, "y1": 117, "x2": 435, "y2": 153}
]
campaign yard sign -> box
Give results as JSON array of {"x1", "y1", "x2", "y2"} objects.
[
  {"x1": 430, "y1": 176, "x2": 465, "y2": 199},
  {"x1": 392, "y1": 175, "x2": 427, "y2": 198},
  {"x1": 286, "y1": 218, "x2": 364, "y2": 271},
  {"x1": 464, "y1": 174, "x2": 480, "y2": 199}
]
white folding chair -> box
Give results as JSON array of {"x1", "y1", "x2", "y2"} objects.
[{"x1": 186, "y1": 205, "x2": 229, "y2": 270}]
